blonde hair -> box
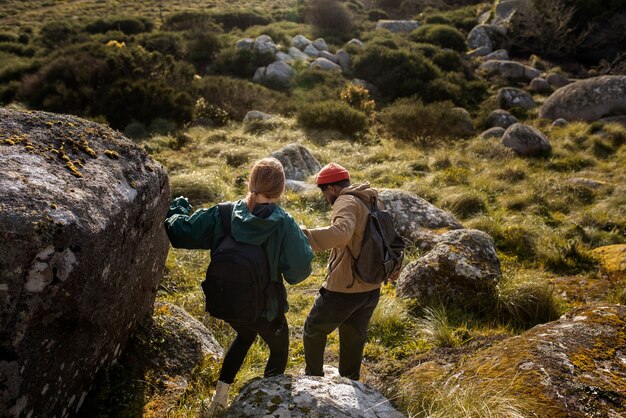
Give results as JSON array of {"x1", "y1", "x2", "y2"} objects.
[{"x1": 246, "y1": 157, "x2": 285, "y2": 211}]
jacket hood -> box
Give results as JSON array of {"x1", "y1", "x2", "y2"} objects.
[
  {"x1": 230, "y1": 199, "x2": 285, "y2": 245},
  {"x1": 339, "y1": 183, "x2": 379, "y2": 206}
]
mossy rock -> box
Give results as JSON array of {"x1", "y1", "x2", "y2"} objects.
[
  {"x1": 592, "y1": 245, "x2": 626, "y2": 275},
  {"x1": 442, "y1": 304, "x2": 626, "y2": 416}
]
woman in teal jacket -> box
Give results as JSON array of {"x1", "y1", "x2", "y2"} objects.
[{"x1": 164, "y1": 157, "x2": 313, "y2": 416}]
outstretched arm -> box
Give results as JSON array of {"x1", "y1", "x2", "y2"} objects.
[{"x1": 164, "y1": 197, "x2": 221, "y2": 250}]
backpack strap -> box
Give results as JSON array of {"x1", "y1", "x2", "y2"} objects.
[{"x1": 218, "y1": 202, "x2": 233, "y2": 237}]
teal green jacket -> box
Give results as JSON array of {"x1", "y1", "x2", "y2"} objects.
[{"x1": 164, "y1": 197, "x2": 313, "y2": 321}]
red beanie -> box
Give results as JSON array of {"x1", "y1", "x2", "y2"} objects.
[{"x1": 316, "y1": 162, "x2": 350, "y2": 185}]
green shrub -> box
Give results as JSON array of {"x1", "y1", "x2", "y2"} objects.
[
  {"x1": 139, "y1": 32, "x2": 185, "y2": 59},
  {"x1": 498, "y1": 226, "x2": 538, "y2": 261},
  {"x1": 20, "y1": 42, "x2": 195, "y2": 129},
  {"x1": 210, "y1": 9, "x2": 272, "y2": 30},
  {"x1": 213, "y1": 47, "x2": 275, "y2": 78},
  {"x1": 163, "y1": 11, "x2": 213, "y2": 32},
  {"x1": 38, "y1": 20, "x2": 84, "y2": 48},
  {"x1": 367, "y1": 8, "x2": 389, "y2": 21},
  {"x1": 243, "y1": 21, "x2": 305, "y2": 46},
  {"x1": 353, "y1": 44, "x2": 440, "y2": 101},
  {"x1": 441, "y1": 192, "x2": 487, "y2": 219},
  {"x1": 297, "y1": 100, "x2": 368, "y2": 136},
  {"x1": 84, "y1": 17, "x2": 153, "y2": 35},
  {"x1": 0, "y1": 80, "x2": 20, "y2": 104},
  {"x1": 380, "y1": 99, "x2": 471, "y2": 142},
  {"x1": 421, "y1": 5, "x2": 480, "y2": 31},
  {"x1": 302, "y1": 0, "x2": 356, "y2": 42},
  {"x1": 0, "y1": 56, "x2": 38, "y2": 83},
  {"x1": 417, "y1": 305, "x2": 462, "y2": 347},
  {"x1": 410, "y1": 24, "x2": 467, "y2": 52},
  {"x1": 0, "y1": 42, "x2": 36, "y2": 57},
  {"x1": 497, "y1": 276, "x2": 560, "y2": 328},
  {"x1": 536, "y1": 236, "x2": 598, "y2": 274},
  {"x1": 193, "y1": 76, "x2": 293, "y2": 121},
  {"x1": 123, "y1": 120, "x2": 148, "y2": 140},
  {"x1": 185, "y1": 32, "x2": 221, "y2": 73},
  {"x1": 368, "y1": 295, "x2": 413, "y2": 347},
  {"x1": 0, "y1": 32, "x2": 18, "y2": 42}
]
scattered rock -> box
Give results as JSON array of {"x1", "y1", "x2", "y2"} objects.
[
  {"x1": 310, "y1": 57, "x2": 342, "y2": 72},
  {"x1": 502, "y1": 123, "x2": 551, "y2": 156},
  {"x1": 467, "y1": 25, "x2": 494, "y2": 51},
  {"x1": 253, "y1": 61, "x2": 295, "y2": 89},
  {"x1": 276, "y1": 51, "x2": 294, "y2": 63},
  {"x1": 591, "y1": 245, "x2": 626, "y2": 274},
  {"x1": 318, "y1": 50, "x2": 338, "y2": 63},
  {"x1": 497, "y1": 87, "x2": 537, "y2": 109},
  {"x1": 288, "y1": 46, "x2": 309, "y2": 62},
  {"x1": 528, "y1": 77, "x2": 552, "y2": 94},
  {"x1": 484, "y1": 49, "x2": 509, "y2": 61},
  {"x1": 397, "y1": 229, "x2": 501, "y2": 309},
  {"x1": 243, "y1": 110, "x2": 273, "y2": 123},
  {"x1": 540, "y1": 75, "x2": 626, "y2": 121},
  {"x1": 235, "y1": 38, "x2": 254, "y2": 50},
  {"x1": 346, "y1": 38, "x2": 365, "y2": 49},
  {"x1": 253, "y1": 35, "x2": 277, "y2": 56},
  {"x1": 226, "y1": 374, "x2": 405, "y2": 417},
  {"x1": 492, "y1": 0, "x2": 530, "y2": 28},
  {"x1": 0, "y1": 108, "x2": 170, "y2": 417},
  {"x1": 545, "y1": 72, "x2": 570, "y2": 88},
  {"x1": 552, "y1": 118, "x2": 568, "y2": 127},
  {"x1": 285, "y1": 179, "x2": 317, "y2": 193},
  {"x1": 270, "y1": 144, "x2": 321, "y2": 181},
  {"x1": 313, "y1": 38, "x2": 329, "y2": 52},
  {"x1": 479, "y1": 127, "x2": 506, "y2": 139},
  {"x1": 445, "y1": 304, "x2": 626, "y2": 417},
  {"x1": 303, "y1": 44, "x2": 320, "y2": 58},
  {"x1": 377, "y1": 189, "x2": 463, "y2": 250},
  {"x1": 336, "y1": 49, "x2": 351, "y2": 71},
  {"x1": 487, "y1": 109, "x2": 518, "y2": 128},
  {"x1": 292, "y1": 34, "x2": 312, "y2": 51},
  {"x1": 375, "y1": 20, "x2": 419, "y2": 33},
  {"x1": 479, "y1": 60, "x2": 541, "y2": 81}
]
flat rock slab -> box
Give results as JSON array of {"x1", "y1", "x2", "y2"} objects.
[
  {"x1": 0, "y1": 108, "x2": 170, "y2": 417},
  {"x1": 226, "y1": 374, "x2": 405, "y2": 417}
]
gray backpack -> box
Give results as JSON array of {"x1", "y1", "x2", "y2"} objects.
[{"x1": 346, "y1": 194, "x2": 406, "y2": 286}]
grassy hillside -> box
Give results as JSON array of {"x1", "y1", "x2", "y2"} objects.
[{"x1": 2, "y1": 0, "x2": 625, "y2": 416}]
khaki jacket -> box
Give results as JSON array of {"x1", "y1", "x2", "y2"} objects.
[{"x1": 303, "y1": 183, "x2": 382, "y2": 293}]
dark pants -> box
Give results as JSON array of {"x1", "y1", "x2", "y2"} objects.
[
  {"x1": 218, "y1": 316, "x2": 288, "y2": 384},
  {"x1": 303, "y1": 287, "x2": 380, "y2": 380}
]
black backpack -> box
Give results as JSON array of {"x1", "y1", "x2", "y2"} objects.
[
  {"x1": 201, "y1": 202, "x2": 277, "y2": 326},
  {"x1": 346, "y1": 194, "x2": 406, "y2": 286}
]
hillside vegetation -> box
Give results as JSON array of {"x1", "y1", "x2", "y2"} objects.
[{"x1": 2, "y1": 0, "x2": 625, "y2": 417}]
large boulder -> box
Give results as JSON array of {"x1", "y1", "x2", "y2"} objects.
[
  {"x1": 336, "y1": 49, "x2": 351, "y2": 71},
  {"x1": 303, "y1": 44, "x2": 320, "y2": 58},
  {"x1": 253, "y1": 61, "x2": 295, "y2": 89},
  {"x1": 467, "y1": 25, "x2": 494, "y2": 51},
  {"x1": 479, "y1": 126, "x2": 506, "y2": 139},
  {"x1": 447, "y1": 304, "x2": 626, "y2": 417},
  {"x1": 235, "y1": 38, "x2": 254, "y2": 50},
  {"x1": 479, "y1": 60, "x2": 540, "y2": 81},
  {"x1": 528, "y1": 77, "x2": 552, "y2": 94},
  {"x1": 375, "y1": 20, "x2": 419, "y2": 33},
  {"x1": 502, "y1": 123, "x2": 551, "y2": 156},
  {"x1": 312, "y1": 38, "x2": 329, "y2": 52},
  {"x1": 377, "y1": 189, "x2": 463, "y2": 250},
  {"x1": 270, "y1": 144, "x2": 321, "y2": 181},
  {"x1": 226, "y1": 374, "x2": 405, "y2": 417},
  {"x1": 254, "y1": 35, "x2": 277, "y2": 55},
  {"x1": 0, "y1": 108, "x2": 170, "y2": 417},
  {"x1": 397, "y1": 229, "x2": 501, "y2": 308},
  {"x1": 497, "y1": 87, "x2": 537, "y2": 109},
  {"x1": 83, "y1": 302, "x2": 223, "y2": 416},
  {"x1": 288, "y1": 46, "x2": 309, "y2": 62},
  {"x1": 309, "y1": 57, "x2": 341, "y2": 72},
  {"x1": 492, "y1": 0, "x2": 531, "y2": 28},
  {"x1": 292, "y1": 34, "x2": 312, "y2": 51},
  {"x1": 539, "y1": 75, "x2": 626, "y2": 121}
]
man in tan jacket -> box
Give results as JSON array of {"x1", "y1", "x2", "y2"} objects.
[{"x1": 301, "y1": 162, "x2": 381, "y2": 380}]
